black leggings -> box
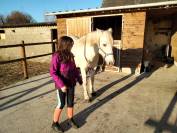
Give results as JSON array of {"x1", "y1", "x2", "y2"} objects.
[{"x1": 56, "y1": 87, "x2": 75, "y2": 109}]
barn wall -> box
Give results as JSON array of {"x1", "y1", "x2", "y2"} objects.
[
  {"x1": 57, "y1": 17, "x2": 91, "y2": 38},
  {"x1": 121, "y1": 12, "x2": 146, "y2": 72},
  {"x1": 171, "y1": 14, "x2": 177, "y2": 65},
  {"x1": 57, "y1": 18, "x2": 67, "y2": 38},
  {"x1": 0, "y1": 26, "x2": 56, "y2": 62}
]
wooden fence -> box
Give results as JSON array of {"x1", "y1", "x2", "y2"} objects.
[{"x1": 0, "y1": 40, "x2": 56, "y2": 79}]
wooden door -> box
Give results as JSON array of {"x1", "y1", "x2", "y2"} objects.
[{"x1": 66, "y1": 17, "x2": 91, "y2": 37}]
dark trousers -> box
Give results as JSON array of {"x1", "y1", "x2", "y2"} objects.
[{"x1": 56, "y1": 87, "x2": 75, "y2": 109}]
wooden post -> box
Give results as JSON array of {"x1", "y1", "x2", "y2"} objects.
[
  {"x1": 51, "y1": 40, "x2": 56, "y2": 53},
  {"x1": 21, "y1": 40, "x2": 28, "y2": 79},
  {"x1": 51, "y1": 29, "x2": 56, "y2": 53},
  {"x1": 118, "y1": 42, "x2": 122, "y2": 72}
]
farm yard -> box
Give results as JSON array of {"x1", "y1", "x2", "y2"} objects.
[
  {"x1": 0, "y1": 61, "x2": 50, "y2": 89},
  {"x1": 1, "y1": 1, "x2": 177, "y2": 133},
  {"x1": 0, "y1": 63, "x2": 177, "y2": 133}
]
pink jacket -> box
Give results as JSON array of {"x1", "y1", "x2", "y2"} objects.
[{"x1": 50, "y1": 53, "x2": 82, "y2": 89}]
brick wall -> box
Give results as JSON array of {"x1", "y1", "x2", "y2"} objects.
[{"x1": 121, "y1": 12, "x2": 146, "y2": 69}]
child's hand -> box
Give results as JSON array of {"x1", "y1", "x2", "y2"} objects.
[{"x1": 61, "y1": 86, "x2": 67, "y2": 93}]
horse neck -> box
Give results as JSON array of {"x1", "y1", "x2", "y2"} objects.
[{"x1": 79, "y1": 31, "x2": 100, "y2": 63}]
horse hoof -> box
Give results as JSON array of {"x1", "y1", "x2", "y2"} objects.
[
  {"x1": 85, "y1": 99, "x2": 91, "y2": 103},
  {"x1": 91, "y1": 92, "x2": 97, "y2": 97}
]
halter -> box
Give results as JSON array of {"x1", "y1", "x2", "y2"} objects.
[
  {"x1": 98, "y1": 46, "x2": 113, "y2": 59},
  {"x1": 84, "y1": 34, "x2": 113, "y2": 76}
]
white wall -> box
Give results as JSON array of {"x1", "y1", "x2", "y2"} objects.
[{"x1": 0, "y1": 26, "x2": 57, "y2": 62}]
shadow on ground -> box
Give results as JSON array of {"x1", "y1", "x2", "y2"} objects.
[
  {"x1": 0, "y1": 79, "x2": 53, "y2": 111},
  {"x1": 60, "y1": 73, "x2": 149, "y2": 131},
  {"x1": 0, "y1": 75, "x2": 50, "y2": 92},
  {"x1": 145, "y1": 92, "x2": 177, "y2": 133}
]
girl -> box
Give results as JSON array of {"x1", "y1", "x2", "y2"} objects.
[{"x1": 50, "y1": 36, "x2": 82, "y2": 132}]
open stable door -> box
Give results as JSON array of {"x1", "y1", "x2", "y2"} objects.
[{"x1": 92, "y1": 15, "x2": 122, "y2": 70}]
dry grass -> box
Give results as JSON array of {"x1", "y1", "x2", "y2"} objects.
[{"x1": 0, "y1": 61, "x2": 50, "y2": 89}]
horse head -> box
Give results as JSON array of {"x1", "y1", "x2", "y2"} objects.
[{"x1": 97, "y1": 28, "x2": 115, "y2": 65}]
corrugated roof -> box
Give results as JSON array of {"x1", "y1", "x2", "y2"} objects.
[
  {"x1": 102, "y1": 0, "x2": 177, "y2": 7},
  {"x1": 0, "y1": 22, "x2": 56, "y2": 28},
  {"x1": 45, "y1": 1, "x2": 177, "y2": 16}
]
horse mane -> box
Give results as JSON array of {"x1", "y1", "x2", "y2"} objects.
[
  {"x1": 78, "y1": 31, "x2": 100, "y2": 46},
  {"x1": 77, "y1": 29, "x2": 113, "y2": 46}
]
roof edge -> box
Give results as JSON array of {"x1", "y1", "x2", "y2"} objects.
[
  {"x1": 0, "y1": 22, "x2": 56, "y2": 28},
  {"x1": 45, "y1": 1, "x2": 177, "y2": 16}
]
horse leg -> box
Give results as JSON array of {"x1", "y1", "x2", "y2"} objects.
[
  {"x1": 88, "y1": 75, "x2": 96, "y2": 97},
  {"x1": 80, "y1": 69, "x2": 90, "y2": 101}
]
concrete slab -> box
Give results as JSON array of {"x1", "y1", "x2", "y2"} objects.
[{"x1": 0, "y1": 65, "x2": 177, "y2": 133}]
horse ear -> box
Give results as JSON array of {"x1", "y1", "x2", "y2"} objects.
[{"x1": 108, "y1": 28, "x2": 112, "y2": 33}]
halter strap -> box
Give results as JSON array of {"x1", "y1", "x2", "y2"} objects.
[{"x1": 98, "y1": 47, "x2": 113, "y2": 57}]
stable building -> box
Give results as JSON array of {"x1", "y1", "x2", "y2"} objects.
[{"x1": 46, "y1": 0, "x2": 177, "y2": 74}]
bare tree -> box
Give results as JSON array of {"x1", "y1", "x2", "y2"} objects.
[
  {"x1": 6, "y1": 11, "x2": 35, "y2": 24},
  {"x1": 0, "y1": 14, "x2": 6, "y2": 25}
]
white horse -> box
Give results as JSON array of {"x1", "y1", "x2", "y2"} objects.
[{"x1": 71, "y1": 28, "x2": 115, "y2": 101}]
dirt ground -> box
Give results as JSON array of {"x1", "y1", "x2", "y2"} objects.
[
  {"x1": 0, "y1": 61, "x2": 50, "y2": 89},
  {"x1": 0, "y1": 64, "x2": 177, "y2": 133}
]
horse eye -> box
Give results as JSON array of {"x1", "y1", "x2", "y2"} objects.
[{"x1": 103, "y1": 44, "x2": 107, "y2": 47}]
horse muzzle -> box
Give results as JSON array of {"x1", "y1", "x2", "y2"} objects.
[{"x1": 105, "y1": 56, "x2": 115, "y2": 66}]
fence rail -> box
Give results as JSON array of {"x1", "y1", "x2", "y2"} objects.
[
  {"x1": 0, "y1": 40, "x2": 56, "y2": 79},
  {"x1": 0, "y1": 41, "x2": 55, "y2": 48}
]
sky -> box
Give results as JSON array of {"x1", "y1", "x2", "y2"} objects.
[{"x1": 0, "y1": 0, "x2": 102, "y2": 22}]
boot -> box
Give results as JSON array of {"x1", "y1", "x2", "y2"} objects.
[{"x1": 51, "y1": 122, "x2": 64, "y2": 132}]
